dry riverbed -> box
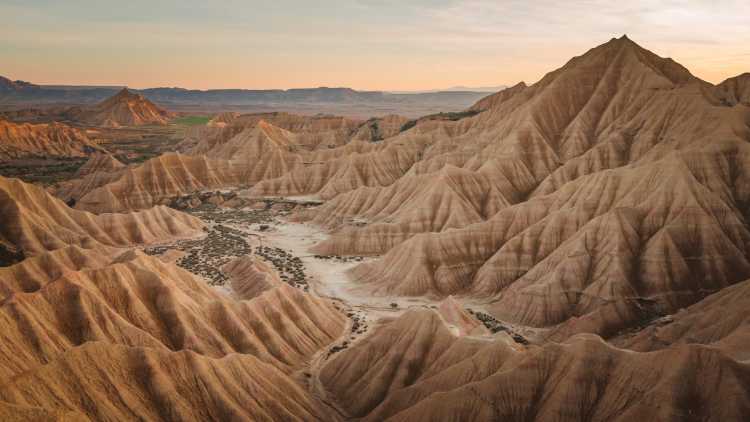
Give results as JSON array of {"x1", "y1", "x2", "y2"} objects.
[{"x1": 143, "y1": 195, "x2": 538, "y2": 373}]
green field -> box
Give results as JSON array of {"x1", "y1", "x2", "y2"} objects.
[{"x1": 172, "y1": 115, "x2": 212, "y2": 126}]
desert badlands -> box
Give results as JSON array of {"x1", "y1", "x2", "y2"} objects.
[{"x1": 1, "y1": 35, "x2": 750, "y2": 421}]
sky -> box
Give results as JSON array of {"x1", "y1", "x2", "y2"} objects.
[{"x1": 1, "y1": 0, "x2": 749, "y2": 91}]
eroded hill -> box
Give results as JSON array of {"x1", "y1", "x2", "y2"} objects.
[
  {"x1": 72, "y1": 88, "x2": 174, "y2": 128},
  {"x1": 0, "y1": 118, "x2": 101, "y2": 160}
]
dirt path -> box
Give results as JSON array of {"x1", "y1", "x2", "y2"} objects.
[{"x1": 301, "y1": 318, "x2": 353, "y2": 421}]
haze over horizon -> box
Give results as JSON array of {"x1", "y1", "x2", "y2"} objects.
[{"x1": 2, "y1": 0, "x2": 749, "y2": 91}]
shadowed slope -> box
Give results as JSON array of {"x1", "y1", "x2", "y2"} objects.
[
  {"x1": 382, "y1": 336, "x2": 750, "y2": 422},
  {"x1": 0, "y1": 247, "x2": 346, "y2": 420},
  {"x1": 352, "y1": 141, "x2": 750, "y2": 336},
  {"x1": 320, "y1": 309, "x2": 750, "y2": 422},
  {"x1": 0, "y1": 176, "x2": 204, "y2": 258},
  {"x1": 0, "y1": 342, "x2": 331, "y2": 422},
  {"x1": 0, "y1": 401, "x2": 87, "y2": 422},
  {"x1": 715, "y1": 73, "x2": 750, "y2": 106},
  {"x1": 617, "y1": 278, "x2": 750, "y2": 361},
  {"x1": 321, "y1": 309, "x2": 516, "y2": 417}
]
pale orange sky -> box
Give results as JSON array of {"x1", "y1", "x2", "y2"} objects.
[{"x1": 2, "y1": 0, "x2": 749, "y2": 90}]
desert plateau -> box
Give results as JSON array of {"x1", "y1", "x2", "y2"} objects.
[{"x1": 2, "y1": 1, "x2": 750, "y2": 421}]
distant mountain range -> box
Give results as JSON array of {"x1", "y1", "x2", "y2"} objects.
[
  {"x1": 0, "y1": 76, "x2": 498, "y2": 109},
  {"x1": 388, "y1": 85, "x2": 507, "y2": 94}
]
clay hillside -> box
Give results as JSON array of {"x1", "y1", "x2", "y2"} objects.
[
  {"x1": 0, "y1": 175, "x2": 204, "y2": 261},
  {"x1": 73, "y1": 88, "x2": 174, "y2": 127},
  {"x1": 308, "y1": 36, "x2": 750, "y2": 420},
  {"x1": 0, "y1": 174, "x2": 347, "y2": 420},
  {"x1": 52, "y1": 152, "x2": 129, "y2": 205},
  {"x1": 72, "y1": 112, "x2": 409, "y2": 212},
  {"x1": 0, "y1": 118, "x2": 102, "y2": 159}
]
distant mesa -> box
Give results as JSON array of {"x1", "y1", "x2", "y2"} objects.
[
  {"x1": 71, "y1": 88, "x2": 175, "y2": 127},
  {"x1": 0, "y1": 85, "x2": 176, "y2": 128},
  {"x1": 0, "y1": 76, "x2": 492, "y2": 118},
  {"x1": 0, "y1": 75, "x2": 38, "y2": 92},
  {"x1": 390, "y1": 85, "x2": 507, "y2": 94},
  {"x1": 0, "y1": 88, "x2": 175, "y2": 128}
]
